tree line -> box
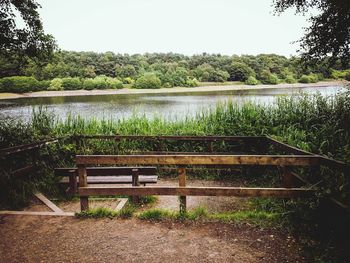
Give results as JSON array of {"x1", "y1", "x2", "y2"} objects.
[{"x1": 0, "y1": 51, "x2": 349, "y2": 93}]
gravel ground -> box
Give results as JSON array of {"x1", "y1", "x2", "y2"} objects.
[{"x1": 0, "y1": 216, "x2": 305, "y2": 263}]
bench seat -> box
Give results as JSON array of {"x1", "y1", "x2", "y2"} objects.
[
  {"x1": 55, "y1": 166, "x2": 158, "y2": 194},
  {"x1": 59, "y1": 175, "x2": 158, "y2": 184}
]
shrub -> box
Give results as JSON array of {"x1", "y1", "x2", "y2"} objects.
[
  {"x1": 93, "y1": 76, "x2": 109, "y2": 89},
  {"x1": 37, "y1": 80, "x2": 51, "y2": 91},
  {"x1": 123, "y1": 77, "x2": 135, "y2": 85},
  {"x1": 299, "y1": 75, "x2": 311, "y2": 83},
  {"x1": 83, "y1": 78, "x2": 96, "y2": 90},
  {"x1": 309, "y1": 73, "x2": 319, "y2": 83},
  {"x1": 133, "y1": 73, "x2": 162, "y2": 89},
  {"x1": 284, "y1": 75, "x2": 297, "y2": 84},
  {"x1": 299, "y1": 74, "x2": 319, "y2": 84},
  {"x1": 228, "y1": 62, "x2": 255, "y2": 81},
  {"x1": 185, "y1": 78, "x2": 200, "y2": 87},
  {"x1": 48, "y1": 78, "x2": 63, "y2": 91},
  {"x1": 345, "y1": 71, "x2": 350, "y2": 81},
  {"x1": 245, "y1": 76, "x2": 258, "y2": 85},
  {"x1": 192, "y1": 64, "x2": 229, "y2": 82},
  {"x1": 61, "y1": 77, "x2": 82, "y2": 90},
  {"x1": 260, "y1": 70, "x2": 279, "y2": 84},
  {"x1": 106, "y1": 78, "x2": 123, "y2": 89},
  {"x1": 0, "y1": 76, "x2": 40, "y2": 93},
  {"x1": 330, "y1": 69, "x2": 350, "y2": 79}
]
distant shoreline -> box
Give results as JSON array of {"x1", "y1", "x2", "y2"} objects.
[{"x1": 0, "y1": 81, "x2": 347, "y2": 100}]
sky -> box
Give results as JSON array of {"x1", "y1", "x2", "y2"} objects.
[{"x1": 37, "y1": 0, "x2": 312, "y2": 57}]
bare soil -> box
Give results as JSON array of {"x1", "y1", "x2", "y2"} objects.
[{"x1": 0, "y1": 215, "x2": 305, "y2": 263}]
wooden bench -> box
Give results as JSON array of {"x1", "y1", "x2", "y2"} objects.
[{"x1": 55, "y1": 167, "x2": 158, "y2": 194}]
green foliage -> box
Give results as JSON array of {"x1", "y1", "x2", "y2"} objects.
[
  {"x1": 76, "y1": 207, "x2": 135, "y2": 219},
  {"x1": 0, "y1": 76, "x2": 40, "y2": 93},
  {"x1": 123, "y1": 77, "x2": 135, "y2": 85},
  {"x1": 48, "y1": 78, "x2": 63, "y2": 91},
  {"x1": 298, "y1": 74, "x2": 319, "y2": 84},
  {"x1": 137, "y1": 207, "x2": 278, "y2": 224},
  {"x1": 106, "y1": 77, "x2": 123, "y2": 89},
  {"x1": 61, "y1": 77, "x2": 82, "y2": 90},
  {"x1": 115, "y1": 65, "x2": 137, "y2": 79},
  {"x1": 274, "y1": 0, "x2": 350, "y2": 62},
  {"x1": 260, "y1": 70, "x2": 280, "y2": 84},
  {"x1": 192, "y1": 63, "x2": 229, "y2": 82},
  {"x1": 228, "y1": 62, "x2": 255, "y2": 81},
  {"x1": 284, "y1": 75, "x2": 297, "y2": 84},
  {"x1": 133, "y1": 73, "x2": 162, "y2": 89},
  {"x1": 185, "y1": 78, "x2": 200, "y2": 87},
  {"x1": 0, "y1": 0, "x2": 56, "y2": 60},
  {"x1": 245, "y1": 76, "x2": 259, "y2": 85},
  {"x1": 330, "y1": 69, "x2": 350, "y2": 79},
  {"x1": 83, "y1": 78, "x2": 96, "y2": 90},
  {"x1": 346, "y1": 71, "x2": 350, "y2": 81}
]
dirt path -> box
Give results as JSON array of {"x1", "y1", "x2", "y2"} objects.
[{"x1": 0, "y1": 215, "x2": 305, "y2": 263}]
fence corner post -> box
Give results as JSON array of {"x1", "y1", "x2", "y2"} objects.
[{"x1": 178, "y1": 167, "x2": 187, "y2": 214}]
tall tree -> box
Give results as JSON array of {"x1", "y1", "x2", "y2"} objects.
[
  {"x1": 0, "y1": 0, "x2": 56, "y2": 74},
  {"x1": 274, "y1": 0, "x2": 350, "y2": 64}
]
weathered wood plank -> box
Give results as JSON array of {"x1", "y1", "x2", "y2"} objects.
[
  {"x1": 132, "y1": 168, "x2": 140, "y2": 203},
  {"x1": 0, "y1": 211, "x2": 75, "y2": 216},
  {"x1": 34, "y1": 192, "x2": 63, "y2": 213},
  {"x1": 79, "y1": 135, "x2": 266, "y2": 142},
  {"x1": 76, "y1": 155, "x2": 320, "y2": 166},
  {"x1": 11, "y1": 165, "x2": 35, "y2": 177},
  {"x1": 78, "y1": 165, "x2": 88, "y2": 211},
  {"x1": 60, "y1": 175, "x2": 158, "y2": 184},
  {"x1": 115, "y1": 198, "x2": 128, "y2": 211},
  {"x1": 55, "y1": 167, "x2": 157, "y2": 176},
  {"x1": 178, "y1": 168, "x2": 186, "y2": 213},
  {"x1": 265, "y1": 136, "x2": 312, "y2": 155},
  {"x1": 0, "y1": 138, "x2": 62, "y2": 157},
  {"x1": 79, "y1": 186, "x2": 315, "y2": 198}
]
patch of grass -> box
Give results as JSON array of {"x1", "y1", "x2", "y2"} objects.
[
  {"x1": 137, "y1": 208, "x2": 174, "y2": 221},
  {"x1": 76, "y1": 206, "x2": 135, "y2": 219},
  {"x1": 208, "y1": 210, "x2": 280, "y2": 224},
  {"x1": 137, "y1": 206, "x2": 279, "y2": 225}
]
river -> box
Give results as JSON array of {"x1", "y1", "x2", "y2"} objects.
[{"x1": 0, "y1": 85, "x2": 347, "y2": 121}]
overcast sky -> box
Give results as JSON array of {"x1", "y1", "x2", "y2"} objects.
[{"x1": 37, "y1": 0, "x2": 311, "y2": 57}]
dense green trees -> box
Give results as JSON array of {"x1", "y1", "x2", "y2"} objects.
[
  {"x1": 273, "y1": 0, "x2": 350, "y2": 63},
  {"x1": 0, "y1": 51, "x2": 349, "y2": 92}
]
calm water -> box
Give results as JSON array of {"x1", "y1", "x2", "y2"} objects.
[{"x1": 0, "y1": 85, "x2": 347, "y2": 121}]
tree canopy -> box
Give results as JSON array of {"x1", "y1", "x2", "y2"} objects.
[
  {"x1": 273, "y1": 0, "x2": 350, "y2": 64},
  {"x1": 0, "y1": 0, "x2": 56, "y2": 60}
]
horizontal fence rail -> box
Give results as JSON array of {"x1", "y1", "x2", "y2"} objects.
[
  {"x1": 79, "y1": 186, "x2": 316, "y2": 198},
  {"x1": 76, "y1": 154, "x2": 321, "y2": 166}
]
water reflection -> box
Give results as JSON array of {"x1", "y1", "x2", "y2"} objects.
[{"x1": 0, "y1": 85, "x2": 347, "y2": 121}]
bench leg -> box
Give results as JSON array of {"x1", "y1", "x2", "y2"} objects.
[
  {"x1": 132, "y1": 169, "x2": 140, "y2": 204},
  {"x1": 68, "y1": 173, "x2": 77, "y2": 195},
  {"x1": 80, "y1": 196, "x2": 89, "y2": 212}
]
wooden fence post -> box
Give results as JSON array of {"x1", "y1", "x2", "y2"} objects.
[
  {"x1": 281, "y1": 166, "x2": 294, "y2": 188},
  {"x1": 207, "y1": 141, "x2": 213, "y2": 152},
  {"x1": 132, "y1": 168, "x2": 140, "y2": 204},
  {"x1": 178, "y1": 168, "x2": 186, "y2": 213},
  {"x1": 78, "y1": 164, "x2": 89, "y2": 211}
]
